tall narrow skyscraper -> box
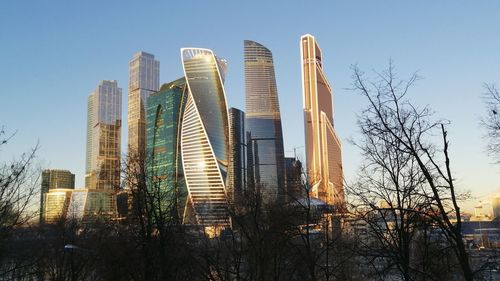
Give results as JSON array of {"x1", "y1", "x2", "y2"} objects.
[
  {"x1": 244, "y1": 40, "x2": 285, "y2": 204},
  {"x1": 128, "y1": 51, "x2": 160, "y2": 159},
  {"x1": 228, "y1": 107, "x2": 246, "y2": 206},
  {"x1": 180, "y1": 48, "x2": 231, "y2": 228},
  {"x1": 85, "y1": 80, "x2": 122, "y2": 191},
  {"x1": 300, "y1": 34, "x2": 344, "y2": 206}
]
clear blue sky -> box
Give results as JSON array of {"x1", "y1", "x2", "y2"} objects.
[{"x1": 1, "y1": 1, "x2": 499, "y2": 210}]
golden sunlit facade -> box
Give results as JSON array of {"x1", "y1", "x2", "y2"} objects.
[
  {"x1": 44, "y1": 189, "x2": 73, "y2": 223},
  {"x1": 180, "y1": 48, "x2": 231, "y2": 228},
  {"x1": 40, "y1": 169, "x2": 75, "y2": 223},
  {"x1": 85, "y1": 80, "x2": 122, "y2": 191},
  {"x1": 300, "y1": 34, "x2": 344, "y2": 206},
  {"x1": 67, "y1": 189, "x2": 116, "y2": 221},
  {"x1": 128, "y1": 51, "x2": 160, "y2": 159}
]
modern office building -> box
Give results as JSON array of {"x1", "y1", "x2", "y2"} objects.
[
  {"x1": 285, "y1": 157, "x2": 303, "y2": 202},
  {"x1": 128, "y1": 51, "x2": 160, "y2": 159},
  {"x1": 300, "y1": 34, "x2": 344, "y2": 207},
  {"x1": 85, "y1": 80, "x2": 122, "y2": 191},
  {"x1": 146, "y1": 77, "x2": 189, "y2": 223},
  {"x1": 493, "y1": 195, "x2": 500, "y2": 220},
  {"x1": 40, "y1": 169, "x2": 75, "y2": 224},
  {"x1": 67, "y1": 189, "x2": 116, "y2": 221},
  {"x1": 180, "y1": 48, "x2": 231, "y2": 228},
  {"x1": 43, "y1": 189, "x2": 73, "y2": 223},
  {"x1": 228, "y1": 108, "x2": 246, "y2": 205},
  {"x1": 244, "y1": 40, "x2": 286, "y2": 205}
]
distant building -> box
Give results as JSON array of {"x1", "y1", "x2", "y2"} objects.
[
  {"x1": 128, "y1": 51, "x2": 160, "y2": 160},
  {"x1": 85, "y1": 80, "x2": 122, "y2": 191},
  {"x1": 228, "y1": 108, "x2": 247, "y2": 205},
  {"x1": 40, "y1": 169, "x2": 75, "y2": 224},
  {"x1": 300, "y1": 34, "x2": 344, "y2": 207},
  {"x1": 493, "y1": 195, "x2": 500, "y2": 220},
  {"x1": 43, "y1": 189, "x2": 73, "y2": 223},
  {"x1": 67, "y1": 189, "x2": 116, "y2": 221},
  {"x1": 285, "y1": 157, "x2": 303, "y2": 202},
  {"x1": 244, "y1": 40, "x2": 286, "y2": 204},
  {"x1": 461, "y1": 220, "x2": 500, "y2": 249},
  {"x1": 146, "y1": 77, "x2": 188, "y2": 223},
  {"x1": 473, "y1": 203, "x2": 492, "y2": 221}
]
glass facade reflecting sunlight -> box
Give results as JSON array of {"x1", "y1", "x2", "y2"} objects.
[
  {"x1": 40, "y1": 169, "x2": 75, "y2": 224},
  {"x1": 146, "y1": 77, "x2": 188, "y2": 223},
  {"x1": 301, "y1": 34, "x2": 344, "y2": 207},
  {"x1": 128, "y1": 51, "x2": 160, "y2": 159},
  {"x1": 244, "y1": 40, "x2": 285, "y2": 204},
  {"x1": 85, "y1": 80, "x2": 122, "y2": 192},
  {"x1": 181, "y1": 48, "x2": 230, "y2": 228}
]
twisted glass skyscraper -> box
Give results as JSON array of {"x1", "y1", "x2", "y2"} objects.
[
  {"x1": 300, "y1": 34, "x2": 344, "y2": 206},
  {"x1": 180, "y1": 48, "x2": 231, "y2": 227},
  {"x1": 244, "y1": 40, "x2": 285, "y2": 204}
]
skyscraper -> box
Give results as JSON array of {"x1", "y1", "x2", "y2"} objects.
[
  {"x1": 44, "y1": 189, "x2": 73, "y2": 223},
  {"x1": 228, "y1": 108, "x2": 246, "y2": 206},
  {"x1": 300, "y1": 34, "x2": 344, "y2": 206},
  {"x1": 244, "y1": 40, "x2": 286, "y2": 205},
  {"x1": 85, "y1": 80, "x2": 122, "y2": 191},
  {"x1": 128, "y1": 51, "x2": 160, "y2": 159},
  {"x1": 180, "y1": 48, "x2": 231, "y2": 228},
  {"x1": 40, "y1": 169, "x2": 75, "y2": 223},
  {"x1": 146, "y1": 77, "x2": 189, "y2": 223}
]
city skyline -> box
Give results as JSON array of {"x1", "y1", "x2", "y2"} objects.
[{"x1": 1, "y1": 1, "x2": 499, "y2": 212}]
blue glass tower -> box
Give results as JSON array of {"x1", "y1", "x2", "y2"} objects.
[{"x1": 244, "y1": 40, "x2": 286, "y2": 204}]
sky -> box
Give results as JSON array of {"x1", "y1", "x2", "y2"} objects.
[{"x1": 1, "y1": 1, "x2": 499, "y2": 212}]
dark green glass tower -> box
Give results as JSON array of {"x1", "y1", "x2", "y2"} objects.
[{"x1": 146, "y1": 77, "x2": 188, "y2": 223}]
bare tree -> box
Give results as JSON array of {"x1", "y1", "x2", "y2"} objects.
[
  {"x1": 481, "y1": 83, "x2": 500, "y2": 162},
  {"x1": 349, "y1": 63, "x2": 474, "y2": 280},
  {"x1": 119, "y1": 150, "x2": 196, "y2": 281},
  {"x1": 0, "y1": 127, "x2": 40, "y2": 277}
]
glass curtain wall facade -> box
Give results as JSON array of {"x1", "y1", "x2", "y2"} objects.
[
  {"x1": 44, "y1": 189, "x2": 73, "y2": 223},
  {"x1": 146, "y1": 77, "x2": 189, "y2": 223},
  {"x1": 67, "y1": 190, "x2": 116, "y2": 221},
  {"x1": 228, "y1": 108, "x2": 246, "y2": 206},
  {"x1": 181, "y1": 48, "x2": 231, "y2": 228},
  {"x1": 128, "y1": 51, "x2": 160, "y2": 159},
  {"x1": 300, "y1": 34, "x2": 344, "y2": 207},
  {"x1": 85, "y1": 80, "x2": 122, "y2": 192},
  {"x1": 244, "y1": 40, "x2": 285, "y2": 204},
  {"x1": 40, "y1": 169, "x2": 75, "y2": 224}
]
